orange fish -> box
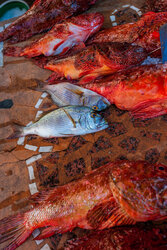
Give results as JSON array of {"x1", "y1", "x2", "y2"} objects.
[
  {"x1": 88, "y1": 12, "x2": 167, "y2": 57},
  {"x1": 4, "y1": 13, "x2": 104, "y2": 58},
  {"x1": 65, "y1": 224, "x2": 167, "y2": 249},
  {"x1": 44, "y1": 43, "x2": 147, "y2": 84},
  {"x1": 0, "y1": 160, "x2": 166, "y2": 249},
  {"x1": 74, "y1": 64, "x2": 167, "y2": 119},
  {"x1": 0, "y1": 0, "x2": 97, "y2": 44}
]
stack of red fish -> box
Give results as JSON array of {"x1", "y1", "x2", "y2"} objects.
[{"x1": 0, "y1": 0, "x2": 167, "y2": 249}]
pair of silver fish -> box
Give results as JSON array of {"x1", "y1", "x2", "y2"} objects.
[{"x1": 14, "y1": 81, "x2": 109, "y2": 138}]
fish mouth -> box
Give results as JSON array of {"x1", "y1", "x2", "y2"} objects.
[{"x1": 96, "y1": 120, "x2": 108, "y2": 129}]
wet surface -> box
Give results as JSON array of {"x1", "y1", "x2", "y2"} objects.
[{"x1": 0, "y1": 0, "x2": 167, "y2": 250}]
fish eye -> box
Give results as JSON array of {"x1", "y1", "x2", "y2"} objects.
[
  {"x1": 159, "y1": 166, "x2": 164, "y2": 171},
  {"x1": 91, "y1": 112, "x2": 97, "y2": 118},
  {"x1": 92, "y1": 105, "x2": 99, "y2": 111}
]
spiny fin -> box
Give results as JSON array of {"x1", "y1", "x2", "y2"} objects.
[
  {"x1": 34, "y1": 226, "x2": 57, "y2": 240},
  {"x1": 87, "y1": 198, "x2": 118, "y2": 228},
  {"x1": 30, "y1": 189, "x2": 55, "y2": 205}
]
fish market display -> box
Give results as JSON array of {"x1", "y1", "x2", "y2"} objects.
[
  {"x1": 4, "y1": 13, "x2": 104, "y2": 58},
  {"x1": 88, "y1": 12, "x2": 167, "y2": 56},
  {"x1": 0, "y1": 0, "x2": 97, "y2": 44},
  {"x1": 45, "y1": 43, "x2": 147, "y2": 84},
  {"x1": 65, "y1": 224, "x2": 167, "y2": 249},
  {"x1": 35, "y1": 81, "x2": 110, "y2": 110},
  {"x1": 10, "y1": 106, "x2": 108, "y2": 138},
  {"x1": 63, "y1": 64, "x2": 167, "y2": 119},
  {"x1": 0, "y1": 160, "x2": 166, "y2": 249}
]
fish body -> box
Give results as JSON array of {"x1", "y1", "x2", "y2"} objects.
[
  {"x1": 88, "y1": 12, "x2": 167, "y2": 57},
  {"x1": 14, "y1": 106, "x2": 108, "y2": 138},
  {"x1": 0, "y1": 160, "x2": 166, "y2": 249},
  {"x1": 36, "y1": 81, "x2": 110, "y2": 110},
  {"x1": 0, "y1": 0, "x2": 97, "y2": 44},
  {"x1": 45, "y1": 43, "x2": 147, "y2": 84},
  {"x1": 4, "y1": 13, "x2": 104, "y2": 58},
  {"x1": 75, "y1": 64, "x2": 167, "y2": 119},
  {"x1": 65, "y1": 224, "x2": 167, "y2": 249}
]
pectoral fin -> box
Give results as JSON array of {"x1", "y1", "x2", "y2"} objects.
[
  {"x1": 87, "y1": 198, "x2": 135, "y2": 229},
  {"x1": 34, "y1": 226, "x2": 57, "y2": 240}
]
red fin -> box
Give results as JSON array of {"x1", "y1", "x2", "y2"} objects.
[
  {"x1": 0, "y1": 213, "x2": 32, "y2": 250},
  {"x1": 30, "y1": 189, "x2": 53, "y2": 205},
  {"x1": 130, "y1": 99, "x2": 167, "y2": 120},
  {"x1": 87, "y1": 199, "x2": 136, "y2": 229},
  {"x1": 79, "y1": 74, "x2": 97, "y2": 85},
  {"x1": 101, "y1": 206, "x2": 136, "y2": 229},
  {"x1": 87, "y1": 198, "x2": 118, "y2": 228},
  {"x1": 34, "y1": 226, "x2": 57, "y2": 240},
  {"x1": 3, "y1": 46, "x2": 23, "y2": 57},
  {"x1": 46, "y1": 72, "x2": 64, "y2": 84}
]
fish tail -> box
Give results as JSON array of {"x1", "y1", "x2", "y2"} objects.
[
  {"x1": 3, "y1": 46, "x2": 23, "y2": 57},
  {"x1": 27, "y1": 78, "x2": 46, "y2": 92},
  {"x1": 7, "y1": 123, "x2": 24, "y2": 139},
  {"x1": 0, "y1": 213, "x2": 32, "y2": 250}
]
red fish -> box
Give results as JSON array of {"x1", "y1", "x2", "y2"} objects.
[
  {"x1": 88, "y1": 12, "x2": 167, "y2": 56},
  {"x1": 76, "y1": 64, "x2": 167, "y2": 119},
  {"x1": 44, "y1": 43, "x2": 147, "y2": 84},
  {"x1": 65, "y1": 224, "x2": 167, "y2": 249},
  {"x1": 0, "y1": 0, "x2": 97, "y2": 44},
  {"x1": 4, "y1": 13, "x2": 104, "y2": 58},
  {"x1": 0, "y1": 160, "x2": 166, "y2": 249}
]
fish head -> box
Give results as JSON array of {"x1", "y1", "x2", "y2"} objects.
[
  {"x1": 86, "y1": 95, "x2": 110, "y2": 111},
  {"x1": 109, "y1": 161, "x2": 167, "y2": 221},
  {"x1": 84, "y1": 110, "x2": 108, "y2": 131}
]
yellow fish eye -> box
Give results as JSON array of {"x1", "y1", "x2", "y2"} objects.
[
  {"x1": 92, "y1": 105, "x2": 99, "y2": 111},
  {"x1": 91, "y1": 112, "x2": 97, "y2": 118}
]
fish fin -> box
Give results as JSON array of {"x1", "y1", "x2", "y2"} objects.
[
  {"x1": 130, "y1": 99, "x2": 167, "y2": 120},
  {"x1": 87, "y1": 198, "x2": 118, "y2": 228},
  {"x1": 0, "y1": 213, "x2": 32, "y2": 249},
  {"x1": 7, "y1": 123, "x2": 24, "y2": 139},
  {"x1": 34, "y1": 226, "x2": 57, "y2": 240},
  {"x1": 87, "y1": 199, "x2": 135, "y2": 229},
  {"x1": 79, "y1": 74, "x2": 97, "y2": 85},
  {"x1": 30, "y1": 189, "x2": 54, "y2": 205},
  {"x1": 27, "y1": 78, "x2": 46, "y2": 92},
  {"x1": 62, "y1": 108, "x2": 76, "y2": 128},
  {"x1": 3, "y1": 46, "x2": 23, "y2": 57},
  {"x1": 64, "y1": 86, "x2": 84, "y2": 97},
  {"x1": 46, "y1": 72, "x2": 64, "y2": 84}
]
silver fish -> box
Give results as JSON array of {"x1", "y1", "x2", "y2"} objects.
[
  {"x1": 13, "y1": 106, "x2": 108, "y2": 138},
  {"x1": 36, "y1": 81, "x2": 110, "y2": 111}
]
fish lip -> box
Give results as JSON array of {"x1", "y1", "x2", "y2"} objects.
[{"x1": 96, "y1": 121, "x2": 108, "y2": 129}]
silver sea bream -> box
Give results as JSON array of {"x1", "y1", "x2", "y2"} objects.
[
  {"x1": 36, "y1": 81, "x2": 110, "y2": 111},
  {"x1": 14, "y1": 106, "x2": 108, "y2": 138}
]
